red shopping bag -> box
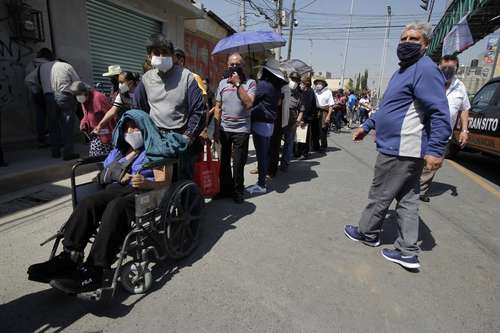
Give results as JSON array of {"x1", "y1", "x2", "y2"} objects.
[{"x1": 193, "y1": 142, "x2": 220, "y2": 198}]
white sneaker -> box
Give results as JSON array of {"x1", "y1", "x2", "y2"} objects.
[{"x1": 246, "y1": 184, "x2": 267, "y2": 195}]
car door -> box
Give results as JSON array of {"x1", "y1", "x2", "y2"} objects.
[{"x1": 466, "y1": 80, "x2": 500, "y2": 156}]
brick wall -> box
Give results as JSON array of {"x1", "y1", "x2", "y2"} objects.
[{"x1": 184, "y1": 30, "x2": 226, "y2": 92}]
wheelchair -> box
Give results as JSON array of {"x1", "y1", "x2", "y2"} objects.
[{"x1": 39, "y1": 155, "x2": 204, "y2": 301}]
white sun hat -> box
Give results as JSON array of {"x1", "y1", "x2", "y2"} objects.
[{"x1": 102, "y1": 65, "x2": 122, "y2": 77}]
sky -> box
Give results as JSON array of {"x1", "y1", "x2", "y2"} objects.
[{"x1": 199, "y1": 0, "x2": 452, "y2": 91}]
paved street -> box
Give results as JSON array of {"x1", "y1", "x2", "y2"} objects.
[{"x1": 1, "y1": 131, "x2": 499, "y2": 333}]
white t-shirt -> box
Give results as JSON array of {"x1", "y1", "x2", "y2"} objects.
[
  {"x1": 114, "y1": 94, "x2": 122, "y2": 105},
  {"x1": 315, "y1": 87, "x2": 334, "y2": 109},
  {"x1": 38, "y1": 61, "x2": 80, "y2": 94},
  {"x1": 359, "y1": 97, "x2": 370, "y2": 108},
  {"x1": 447, "y1": 78, "x2": 470, "y2": 129}
]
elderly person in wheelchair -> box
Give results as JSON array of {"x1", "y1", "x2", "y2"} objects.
[{"x1": 28, "y1": 110, "x2": 189, "y2": 295}]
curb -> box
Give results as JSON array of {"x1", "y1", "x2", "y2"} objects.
[{"x1": 0, "y1": 160, "x2": 97, "y2": 196}]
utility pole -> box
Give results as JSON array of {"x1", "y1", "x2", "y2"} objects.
[
  {"x1": 309, "y1": 39, "x2": 313, "y2": 68},
  {"x1": 377, "y1": 5, "x2": 391, "y2": 100},
  {"x1": 420, "y1": 0, "x2": 436, "y2": 23},
  {"x1": 286, "y1": 0, "x2": 296, "y2": 60},
  {"x1": 340, "y1": 0, "x2": 354, "y2": 89},
  {"x1": 427, "y1": 0, "x2": 435, "y2": 22},
  {"x1": 275, "y1": 0, "x2": 283, "y2": 60},
  {"x1": 240, "y1": 0, "x2": 246, "y2": 32}
]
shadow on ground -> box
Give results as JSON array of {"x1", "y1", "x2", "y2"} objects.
[
  {"x1": 0, "y1": 184, "x2": 72, "y2": 221},
  {"x1": 426, "y1": 181, "x2": 458, "y2": 198},
  {"x1": 0, "y1": 199, "x2": 256, "y2": 333},
  {"x1": 267, "y1": 160, "x2": 320, "y2": 194},
  {"x1": 451, "y1": 151, "x2": 500, "y2": 187},
  {"x1": 380, "y1": 210, "x2": 436, "y2": 252}
]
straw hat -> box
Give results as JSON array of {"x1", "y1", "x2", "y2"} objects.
[
  {"x1": 102, "y1": 65, "x2": 122, "y2": 77},
  {"x1": 313, "y1": 75, "x2": 328, "y2": 86}
]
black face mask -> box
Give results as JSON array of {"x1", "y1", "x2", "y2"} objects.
[
  {"x1": 441, "y1": 66, "x2": 456, "y2": 82},
  {"x1": 397, "y1": 42, "x2": 424, "y2": 69},
  {"x1": 228, "y1": 64, "x2": 246, "y2": 82}
]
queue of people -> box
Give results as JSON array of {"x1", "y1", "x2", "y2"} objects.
[
  {"x1": 23, "y1": 37, "x2": 371, "y2": 205},
  {"x1": 24, "y1": 20, "x2": 469, "y2": 277}
]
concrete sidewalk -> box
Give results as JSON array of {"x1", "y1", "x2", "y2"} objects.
[{"x1": 0, "y1": 144, "x2": 92, "y2": 195}]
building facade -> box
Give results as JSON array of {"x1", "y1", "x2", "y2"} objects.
[
  {"x1": 183, "y1": 10, "x2": 236, "y2": 94},
  {"x1": 1, "y1": 0, "x2": 202, "y2": 146}
]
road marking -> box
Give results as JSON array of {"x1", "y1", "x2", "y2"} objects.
[{"x1": 447, "y1": 159, "x2": 500, "y2": 199}]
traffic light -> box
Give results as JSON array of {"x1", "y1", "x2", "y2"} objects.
[{"x1": 420, "y1": 0, "x2": 429, "y2": 10}]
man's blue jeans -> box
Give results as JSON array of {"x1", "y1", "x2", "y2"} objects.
[
  {"x1": 252, "y1": 132, "x2": 271, "y2": 188},
  {"x1": 45, "y1": 92, "x2": 76, "y2": 156}
]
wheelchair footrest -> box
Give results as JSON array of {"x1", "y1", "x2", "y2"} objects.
[{"x1": 76, "y1": 287, "x2": 114, "y2": 302}]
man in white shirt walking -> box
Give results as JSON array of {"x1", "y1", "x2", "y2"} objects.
[{"x1": 419, "y1": 54, "x2": 470, "y2": 202}]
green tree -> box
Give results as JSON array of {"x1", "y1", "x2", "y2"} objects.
[
  {"x1": 345, "y1": 78, "x2": 354, "y2": 92},
  {"x1": 355, "y1": 73, "x2": 361, "y2": 92},
  {"x1": 361, "y1": 69, "x2": 368, "y2": 91}
]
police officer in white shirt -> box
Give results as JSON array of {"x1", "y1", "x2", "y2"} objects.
[{"x1": 420, "y1": 54, "x2": 470, "y2": 202}]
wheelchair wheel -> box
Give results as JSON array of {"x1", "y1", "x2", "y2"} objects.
[
  {"x1": 161, "y1": 180, "x2": 203, "y2": 259},
  {"x1": 120, "y1": 261, "x2": 152, "y2": 294}
]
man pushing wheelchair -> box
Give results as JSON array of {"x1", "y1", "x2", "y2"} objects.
[{"x1": 28, "y1": 33, "x2": 206, "y2": 297}]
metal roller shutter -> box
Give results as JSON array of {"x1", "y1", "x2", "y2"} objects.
[{"x1": 86, "y1": 0, "x2": 161, "y2": 92}]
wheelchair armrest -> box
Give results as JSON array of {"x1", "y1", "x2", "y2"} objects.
[{"x1": 142, "y1": 158, "x2": 178, "y2": 170}]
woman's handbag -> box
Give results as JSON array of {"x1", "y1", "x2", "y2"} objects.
[{"x1": 193, "y1": 142, "x2": 220, "y2": 198}]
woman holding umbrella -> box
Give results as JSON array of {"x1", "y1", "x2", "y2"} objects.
[{"x1": 246, "y1": 58, "x2": 288, "y2": 195}]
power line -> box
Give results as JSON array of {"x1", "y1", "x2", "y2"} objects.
[
  {"x1": 292, "y1": 24, "x2": 406, "y2": 30},
  {"x1": 297, "y1": 0, "x2": 319, "y2": 11},
  {"x1": 294, "y1": 36, "x2": 403, "y2": 40},
  {"x1": 221, "y1": 0, "x2": 240, "y2": 6},
  {"x1": 297, "y1": 10, "x2": 445, "y2": 17},
  {"x1": 247, "y1": 0, "x2": 276, "y2": 28}
]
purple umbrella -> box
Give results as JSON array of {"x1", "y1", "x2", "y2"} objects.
[{"x1": 211, "y1": 31, "x2": 286, "y2": 55}]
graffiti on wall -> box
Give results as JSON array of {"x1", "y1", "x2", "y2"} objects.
[
  {"x1": 0, "y1": 24, "x2": 40, "y2": 144},
  {"x1": 0, "y1": 36, "x2": 34, "y2": 109}
]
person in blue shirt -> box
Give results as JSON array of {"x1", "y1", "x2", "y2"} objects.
[
  {"x1": 344, "y1": 22, "x2": 451, "y2": 270},
  {"x1": 347, "y1": 91, "x2": 358, "y2": 128},
  {"x1": 246, "y1": 58, "x2": 288, "y2": 195},
  {"x1": 28, "y1": 110, "x2": 185, "y2": 294}
]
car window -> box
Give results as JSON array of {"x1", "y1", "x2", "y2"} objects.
[
  {"x1": 472, "y1": 82, "x2": 500, "y2": 109},
  {"x1": 493, "y1": 91, "x2": 500, "y2": 108}
]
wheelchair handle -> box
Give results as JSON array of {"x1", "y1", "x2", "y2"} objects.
[
  {"x1": 75, "y1": 155, "x2": 107, "y2": 165},
  {"x1": 71, "y1": 155, "x2": 106, "y2": 208}
]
